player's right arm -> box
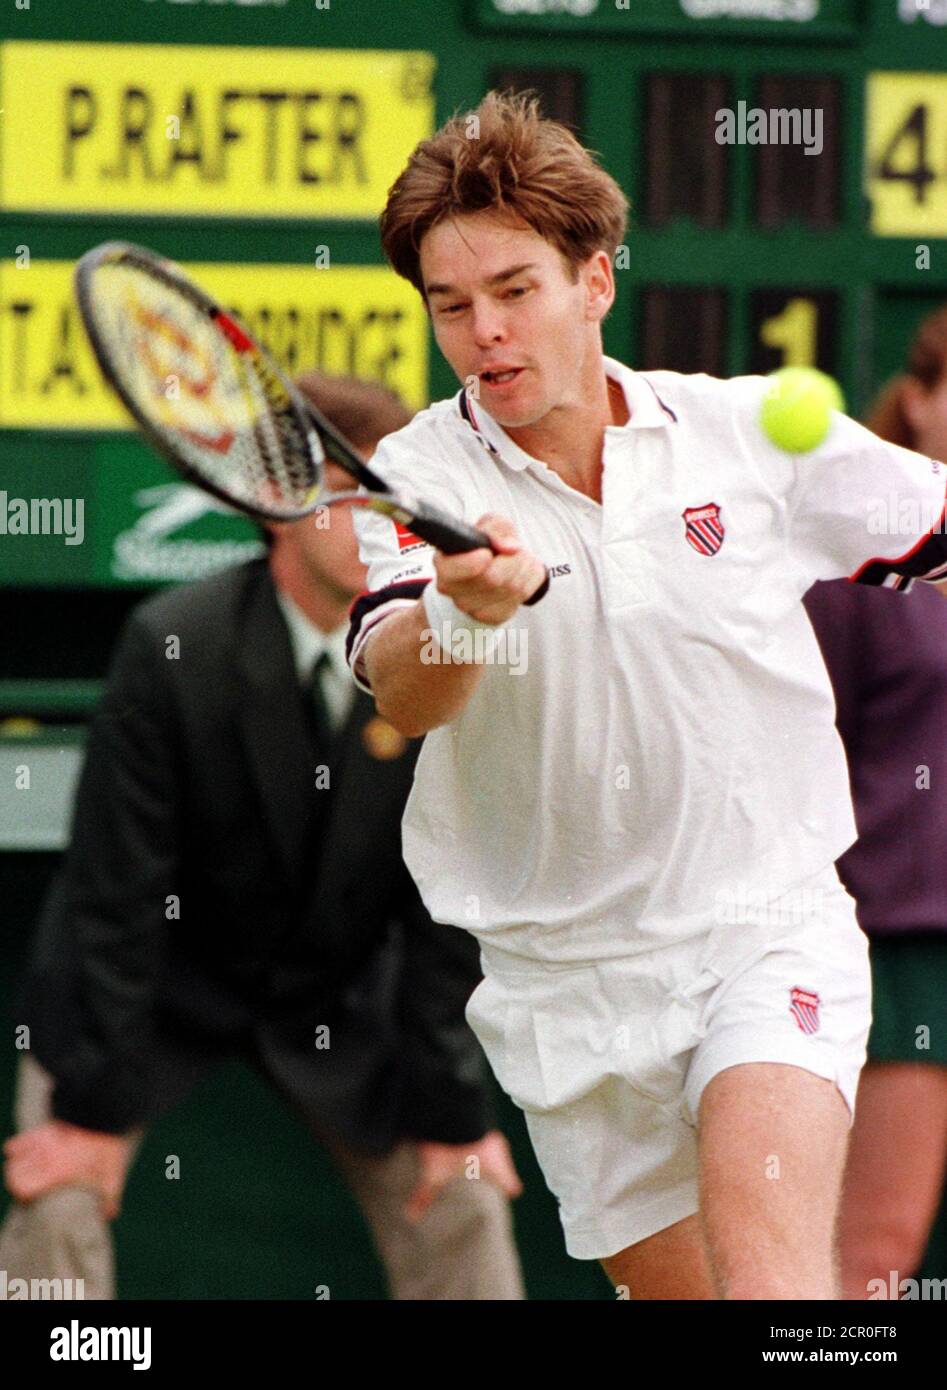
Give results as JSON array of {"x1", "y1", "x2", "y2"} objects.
[{"x1": 361, "y1": 514, "x2": 544, "y2": 737}]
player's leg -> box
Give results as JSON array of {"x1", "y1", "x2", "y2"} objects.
[
  {"x1": 467, "y1": 949, "x2": 723, "y2": 1294},
  {"x1": 682, "y1": 867, "x2": 872, "y2": 1300},
  {"x1": 837, "y1": 1062, "x2": 947, "y2": 1298},
  {"x1": 0, "y1": 1055, "x2": 120, "y2": 1300},
  {"x1": 698, "y1": 1061, "x2": 850, "y2": 1299},
  {"x1": 600, "y1": 1212, "x2": 717, "y2": 1299},
  {"x1": 321, "y1": 1135, "x2": 526, "y2": 1300}
]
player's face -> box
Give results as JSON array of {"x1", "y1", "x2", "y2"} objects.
[{"x1": 420, "y1": 211, "x2": 613, "y2": 430}]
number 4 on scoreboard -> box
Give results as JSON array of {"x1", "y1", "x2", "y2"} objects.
[
  {"x1": 876, "y1": 105, "x2": 936, "y2": 206},
  {"x1": 867, "y1": 74, "x2": 947, "y2": 237}
]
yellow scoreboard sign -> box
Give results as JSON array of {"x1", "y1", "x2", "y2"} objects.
[
  {"x1": 0, "y1": 260, "x2": 428, "y2": 429},
  {"x1": 0, "y1": 42, "x2": 435, "y2": 218},
  {"x1": 867, "y1": 73, "x2": 947, "y2": 238}
]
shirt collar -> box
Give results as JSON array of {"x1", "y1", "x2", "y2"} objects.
[
  {"x1": 456, "y1": 356, "x2": 677, "y2": 472},
  {"x1": 604, "y1": 357, "x2": 678, "y2": 430},
  {"x1": 275, "y1": 587, "x2": 350, "y2": 686}
]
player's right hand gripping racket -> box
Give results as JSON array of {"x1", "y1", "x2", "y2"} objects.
[{"x1": 73, "y1": 241, "x2": 548, "y2": 601}]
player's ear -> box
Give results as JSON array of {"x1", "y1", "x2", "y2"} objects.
[{"x1": 582, "y1": 249, "x2": 615, "y2": 324}]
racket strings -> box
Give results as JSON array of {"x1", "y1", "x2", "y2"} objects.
[{"x1": 86, "y1": 261, "x2": 319, "y2": 513}]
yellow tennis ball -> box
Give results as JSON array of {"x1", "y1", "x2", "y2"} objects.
[{"x1": 760, "y1": 367, "x2": 845, "y2": 453}]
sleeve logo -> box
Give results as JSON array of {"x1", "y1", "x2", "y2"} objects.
[{"x1": 393, "y1": 520, "x2": 426, "y2": 553}]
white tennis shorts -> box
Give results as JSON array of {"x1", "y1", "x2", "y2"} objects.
[{"x1": 465, "y1": 865, "x2": 871, "y2": 1261}]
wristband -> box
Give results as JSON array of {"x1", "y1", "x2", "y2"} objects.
[{"x1": 421, "y1": 581, "x2": 511, "y2": 660}]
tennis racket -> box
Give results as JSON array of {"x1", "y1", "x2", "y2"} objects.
[{"x1": 74, "y1": 241, "x2": 544, "y2": 574}]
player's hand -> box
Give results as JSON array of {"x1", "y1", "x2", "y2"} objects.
[
  {"x1": 404, "y1": 1129, "x2": 523, "y2": 1222},
  {"x1": 432, "y1": 514, "x2": 546, "y2": 625},
  {"x1": 3, "y1": 1120, "x2": 135, "y2": 1221}
]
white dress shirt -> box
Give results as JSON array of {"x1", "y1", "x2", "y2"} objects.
[{"x1": 276, "y1": 588, "x2": 355, "y2": 733}]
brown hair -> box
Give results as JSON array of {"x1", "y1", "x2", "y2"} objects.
[
  {"x1": 865, "y1": 304, "x2": 947, "y2": 447},
  {"x1": 380, "y1": 89, "x2": 629, "y2": 297},
  {"x1": 294, "y1": 371, "x2": 413, "y2": 450}
]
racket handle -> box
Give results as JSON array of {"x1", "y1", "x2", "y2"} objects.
[
  {"x1": 406, "y1": 503, "x2": 549, "y2": 606},
  {"x1": 407, "y1": 504, "x2": 494, "y2": 555}
]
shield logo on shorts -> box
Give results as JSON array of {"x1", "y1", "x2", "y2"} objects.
[
  {"x1": 683, "y1": 503, "x2": 724, "y2": 556},
  {"x1": 789, "y1": 986, "x2": 821, "y2": 1035}
]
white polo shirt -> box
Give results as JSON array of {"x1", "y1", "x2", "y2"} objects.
[{"x1": 347, "y1": 359, "x2": 947, "y2": 964}]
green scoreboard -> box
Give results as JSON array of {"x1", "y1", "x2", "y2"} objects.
[
  {"x1": 5, "y1": 0, "x2": 947, "y2": 1286},
  {"x1": 1, "y1": 0, "x2": 947, "y2": 591}
]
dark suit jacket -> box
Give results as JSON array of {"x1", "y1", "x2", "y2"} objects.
[{"x1": 19, "y1": 559, "x2": 493, "y2": 1151}]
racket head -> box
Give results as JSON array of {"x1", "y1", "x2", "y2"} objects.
[{"x1": 74, "y1": 241, "x2": 326, "y2": 520}]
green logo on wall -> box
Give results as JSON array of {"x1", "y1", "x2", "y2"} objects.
[{"x1": 112, "y1": 483, "x2": 263, "y2": 583}]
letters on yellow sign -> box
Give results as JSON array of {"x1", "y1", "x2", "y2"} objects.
[
  {"x1": 0, "y1": 262, "x2": 428, "y2": 430},
  {"x1": 0, "y1": 43, "x2": 436, "y2": 218},
  {"x1": 63, "y1": 86, "x2": 369, "y2": 188}
]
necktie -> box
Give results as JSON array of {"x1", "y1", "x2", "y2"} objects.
[
  {"x1": 296, "y1": 652, "x2": 333, "y2": 909},
  {"x1": 306, "y1": 651, "x2": 333, "y2": 759}
]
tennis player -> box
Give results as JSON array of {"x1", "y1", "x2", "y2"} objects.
[{"x1": 346, "y1": 91, "x2": 947, "y2": 1299}]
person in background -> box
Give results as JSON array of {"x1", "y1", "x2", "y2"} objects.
[
  {"x1": 804, "y1": 306, "x2": 947, "y2": 1298},
  {"x1": 0, "y1": 371, "x2": 525, "y2": 1301}
]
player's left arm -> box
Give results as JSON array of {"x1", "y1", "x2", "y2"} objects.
[{"x1": 769, "y1": 399, "x2": 947, "y2": 590}]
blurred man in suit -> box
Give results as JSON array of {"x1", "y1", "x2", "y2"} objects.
[{"x1": 0, "y1": 372, "x2": 524, "y2": 1301}]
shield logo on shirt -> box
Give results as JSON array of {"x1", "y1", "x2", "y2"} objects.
[
  {"x1": 789, "y1": 986, "x2": 821, "y2": 1035},
  {"x1": 683, "y1": 503, "x2": 725, "y2": 556}
]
